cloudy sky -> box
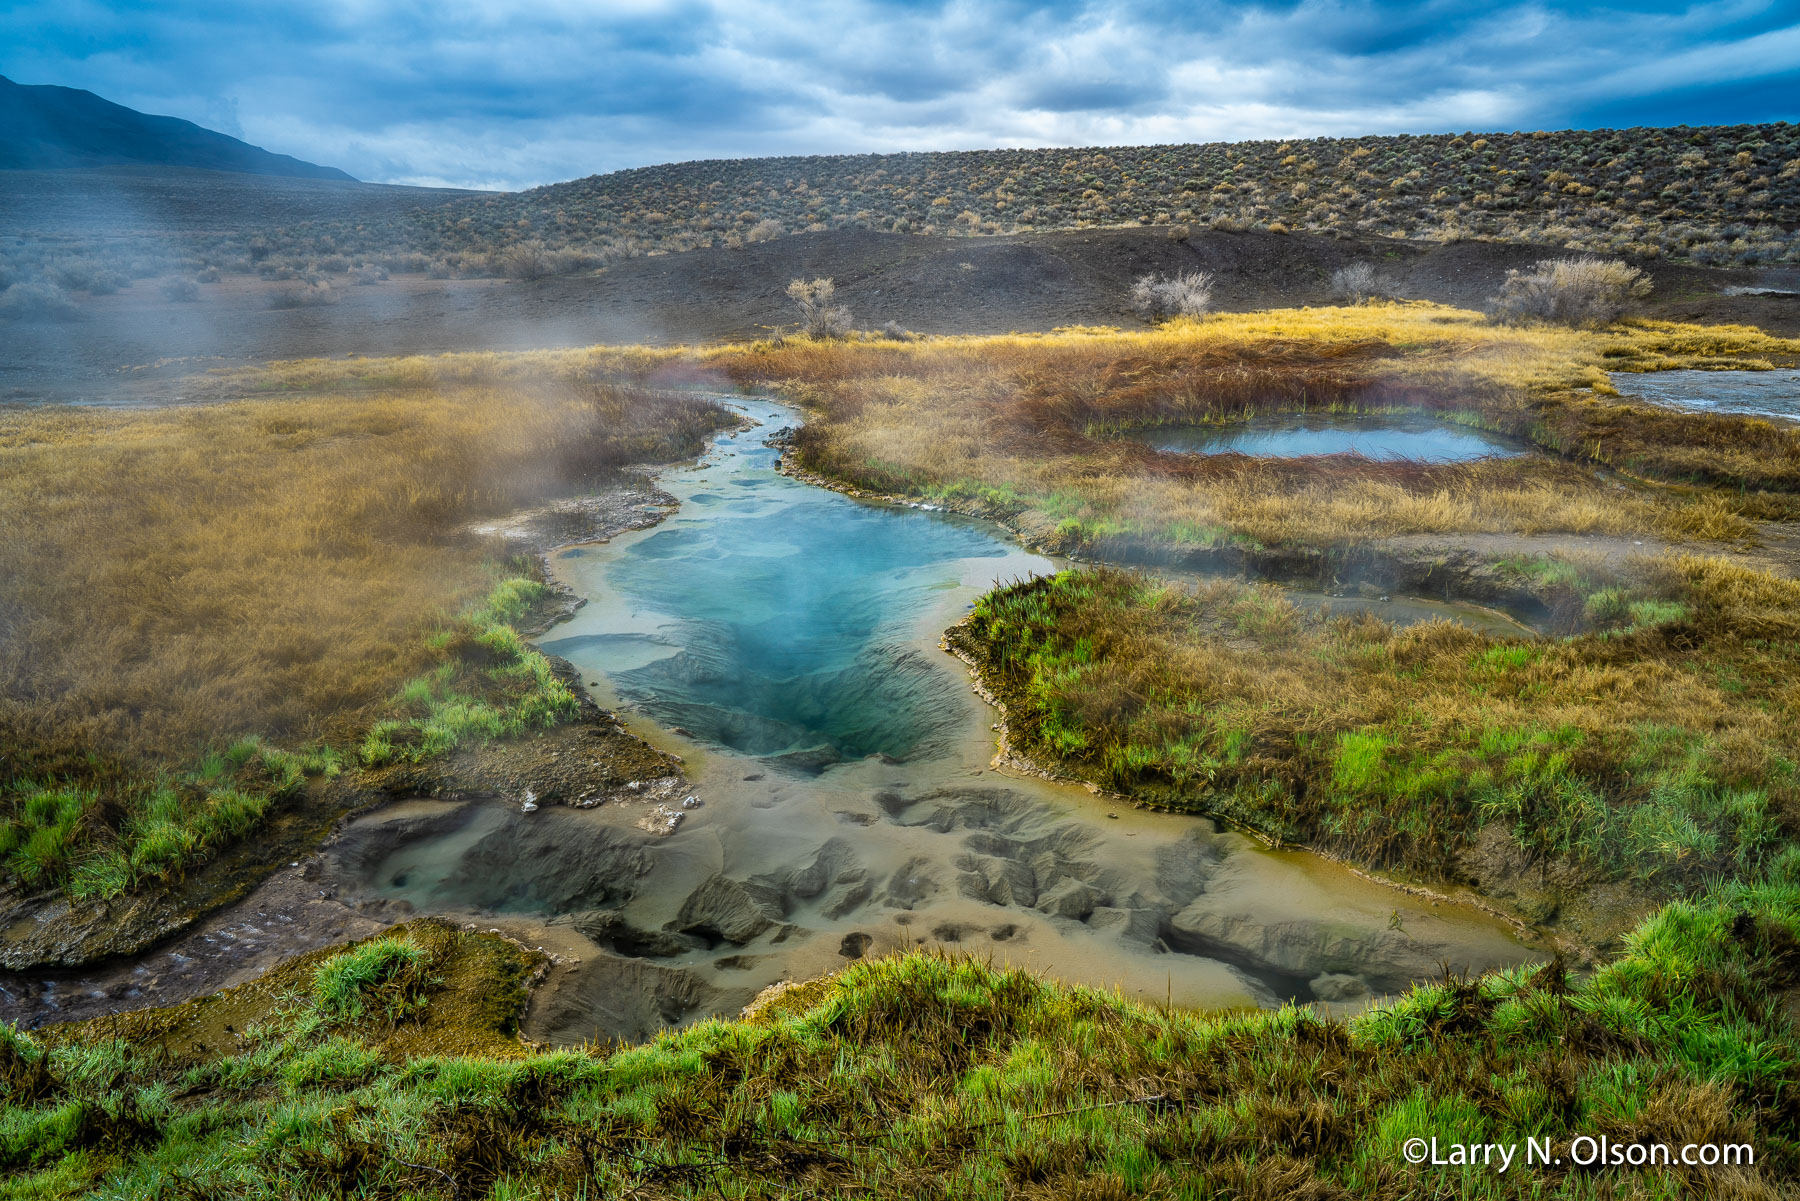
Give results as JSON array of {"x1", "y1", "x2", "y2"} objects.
[{"x1": 4, "y1": 1, "x2": 1797, "y2": 191}]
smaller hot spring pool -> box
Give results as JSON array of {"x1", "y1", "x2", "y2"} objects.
[{"x1": 1128, "y1": 414, "x2": 1522, "y2": 462}]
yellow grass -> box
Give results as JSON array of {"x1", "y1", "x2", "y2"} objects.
[
  {"x1": 0, "y1": 383, "x2": 723, "y2": 770},
  {"x1": 693, "y1": 306, "x2": 1800, "y2": 547},
  {"x1": 178, "y1": 307, "x2": 1800, "y2": 555}
]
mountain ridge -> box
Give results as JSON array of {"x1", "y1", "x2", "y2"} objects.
[{"x1": 0, "y1": 75, "x2": 355, "y2": 181}]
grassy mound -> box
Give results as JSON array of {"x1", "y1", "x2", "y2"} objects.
[
  {"x1": 6, "y1": 880, "x2": 1800, "y2": 1198},
  {"x1": 960, "y1": 560, "x2": 1800, "y2": 921}
]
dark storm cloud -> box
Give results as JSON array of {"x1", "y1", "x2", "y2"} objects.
[{"x1": 3, "y1": 0, "x2": 1796, "y2": 190}]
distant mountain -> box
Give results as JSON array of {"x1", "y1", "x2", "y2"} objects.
[{"x1": 0, "y1": 75, "x2": 355, "y2": 181}]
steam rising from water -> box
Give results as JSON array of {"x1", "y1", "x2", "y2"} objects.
[
  {"x1": 1130, "y1": 413, "x2": 1523, "y2": 461},
  {"x1": 543, "y1": 401, "x2": 1016, "y2": 771}
]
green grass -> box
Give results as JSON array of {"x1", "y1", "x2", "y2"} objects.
[
  {"x1": 359, "y1": 576, "x2": 580, "y2": 768},
  {"x1": 0, "y1": 740, "x2": 335, "y2": 903},
  {"x1": 959, "y1": 562, "x2": 1798, "y2": 899},
  {"x1": 310, "y1": 936, "x2": 434, "y2": 1023},
  {"x1": 2, "y1": 574, "x2": 574, "y2": 903},
  {"x1": 6, "y1": 867, "x2": 1800, "y2": 1199}
]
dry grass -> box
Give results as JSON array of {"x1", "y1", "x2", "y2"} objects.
[
  {"x1": 0, "y1": 380, "x2": 728, "y2": 894},
  {"x1": 702, "y1": 305, "x2": 1800, "y2": 549},
  {"x1": 0, "y1": 382, "x2": 720, "y2": 762},
  {"x1": 173, "y1": 308, "x2": 1800, "y2": 555}
]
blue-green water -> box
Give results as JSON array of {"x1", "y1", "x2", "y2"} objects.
[
  {"x1": 1132, "y1": 414, "x2": 1521, "y2": 461},
  {"x1": 336, "y1": 397, "x2": 1537, "y2": 1035},
  {"x1": 542, "y1": 400, "x2": 1040, "y2": 772}
]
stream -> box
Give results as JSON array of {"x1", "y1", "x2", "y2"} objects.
[
  {"x1": 5, "y1": 398, "x2": 1541, "y2": 1042},
  {"x1": 339, "y1": 398, "x2": 1538, "y2": 1042}
]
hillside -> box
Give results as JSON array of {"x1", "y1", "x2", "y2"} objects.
[
  {"x1": 0, "y1": 166, "x2": 476, "y2": 240},
  {"x1": 3, "y1": 123, "x2": 1797, "y2": 306},
  {"x1": 325, "y1": 122, "x2": 1800, "y2": 273},
  {"x1": 0, "y1": 74, "x2": 353, "y2": 180}
]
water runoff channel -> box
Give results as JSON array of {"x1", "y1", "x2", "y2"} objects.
[{"x1": 336, "y1": 397, "x2": 1538, "y2": 1043}]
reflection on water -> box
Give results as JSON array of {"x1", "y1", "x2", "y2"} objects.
[
  {"x1": 342, "y1": 397, "x2": 1538, "y2": 1043},
  {"x1": 1613, "y1": 369, "x2": 1800, "y2": 420},
  {"x1": 1130, "y1": 414, "x2": 1522, "y2": 461}
]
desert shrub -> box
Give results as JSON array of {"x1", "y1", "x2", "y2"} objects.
[
  {"x1": 8, "y1": 123, "x2": 1797, "y2": 282},
  {"x1": 0, "y1": 282, "x2": 81, "y2": 322},
  {"x1": 500, "y1": 241, "x2": 552, "y2": 281},
  {"x1": 1488, "y1": 256, "x2": 1652, "y2": 326},
  {"x1": 1129, "y1": 270, "x2": 1214, "y2": 320},
  {"x1": 1329, "y1": 261, "x2": 1389, "y2": 303},
  {"x1": 47, "y1": 256, "x2": 131, "y2": 294},
  {"x1": 267, "y1": 282, "x2": 337, "y2": 309},
  {"x1": 159, "y1": 277, "x2": 199, "y2": 302},
  {"x1": 787, "y1": 277, "x2": 852, "y2": 338}
]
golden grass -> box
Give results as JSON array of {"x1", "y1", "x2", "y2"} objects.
[
  {"x1": 0, "y1": 382, "x2": 725, "y2": 773},
  {"x1": 180, "y1": 307, "x2": 1800, "y2": 553},
  {"x1": 194, "y1": 345, "x2": 691, "y2": 396},
  {"x1": 693, "y1": 306, "x2": 1800, "y2": 548}
]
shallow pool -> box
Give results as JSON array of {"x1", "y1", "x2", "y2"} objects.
[{"x1": 1130, "y1": 414, "x2": 1522, "y2": 461}]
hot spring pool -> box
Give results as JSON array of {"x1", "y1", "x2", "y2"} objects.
[{"x1": 1129, "y1": 414, "x2": 1523, "y2": 462}]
